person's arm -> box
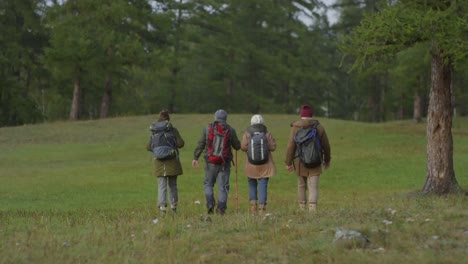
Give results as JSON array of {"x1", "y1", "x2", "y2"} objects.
[
  {"x1": 172, "y1": 128, "x2": 185, "y2": 148},
  {"x1": 285, "y1": 125, "x2": 297, "y2": 172},
  {"x1": 319, "y1": 125, "x2": 331, "y2": 169},
  {"x1": 230, "y1": 127, "x2": 241, "y2": 151},
  {"x1": 267, "y1": 132, "x2": 276, "y2": 152},
  {"x1": 240, "y1": 131, "x2": 249, "y2": 152},
  {"x1": 192, "y1": 128, "x2": 207, "y2": 168},
  {"x1": 146, "y1": 136, "x2": 152, "y2": 152}
]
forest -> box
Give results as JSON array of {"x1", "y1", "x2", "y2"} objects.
[{"x1": 1, "y1": 0, "x2": 467, "y2": 127}]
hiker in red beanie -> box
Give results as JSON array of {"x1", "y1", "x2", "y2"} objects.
[{"x1": 285, "y1": 105, "x2": 331, "y2": 212}]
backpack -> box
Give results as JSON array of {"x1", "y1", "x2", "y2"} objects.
[
  {"x1": 206, "y1": 122, "x2": 231, "y2": 164},
  {"x1": 149, "y1": 120, "x2": 177, "y2": 160},
  {"x1": 246, "y1": 125, "x2": 269, "y2": 165},
  {"x1": 294, "y1": 122, "x2": 323, "y2": 168}
]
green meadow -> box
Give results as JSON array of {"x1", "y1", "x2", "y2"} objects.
[{"x1": 0, "y1": 114, "x2": 467, "y2": 263}]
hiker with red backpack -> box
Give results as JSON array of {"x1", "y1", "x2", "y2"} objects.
[
  {"x1": 240, "y1": 114, "x2": 277, "y2": 215},
  {"x1": 192, "y1": 109, "x2": 241, "y2": 215},
  {"x1": 285, "y1": 105, "x2": 331, "y2": 212}
]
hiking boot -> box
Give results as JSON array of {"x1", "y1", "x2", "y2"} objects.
[
  {"x1": 258, "y1": 204, "x2": 266, "y2": 216},
  {"x1": 309, "y1": 203, "x2": 317, "y2": 212},
  {"x1": 159, "y1": 206, "x2": 167, "y2": 215},
  {"x1": 299, "y1": 203, "x2": 306, "y2": 211},
  {"x1": 207, "y1": 208, "x2": 214, "y2": 215},
  {"x1": 250, "y1": 200, "x2": 257, "y2": 214},
  {"x1": 216, "y1": 208, "x2": 226, "y2": 215},
  {"x1": 171, "y1": 207, "x2": 177, "y2": 213}
]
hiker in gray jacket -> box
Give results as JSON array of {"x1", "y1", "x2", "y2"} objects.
[{"x1": 192, "y1": 109, "x2": 241, "y2": 215}]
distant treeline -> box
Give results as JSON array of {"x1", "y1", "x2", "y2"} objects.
[{"x1": 1, "y1": 0, "x2": 467, "y2": 127}]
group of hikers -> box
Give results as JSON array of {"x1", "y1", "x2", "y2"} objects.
[{"x1": 146, "y1": 105, "x2": 331, "y2": 216}]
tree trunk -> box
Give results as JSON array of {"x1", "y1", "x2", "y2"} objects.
[
  {"x1": 169, "y1": 67, "x2": 178, "y2": 113},
  {"x1": 69, "y1": 76, "x2": 81, "y2": 120},
  {"x1": 99, "y1": 75, "x2": 112, "y2": 119},
  {"x1": 369, "y1": 75, "x2": 379, "y2": 122},
  {"x1": 398, "y1": 94, "x2": 404, "y2": 120},
  {"x1": 413, "y1": 91, "x2": 422, "y2": 123},
  {"x1": 422, "y1": 52, "x2": 460, "y2": 194}
]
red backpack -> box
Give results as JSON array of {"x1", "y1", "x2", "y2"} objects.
[{"x1": 206, "y1": 122, "x2": 231, "y2": 164}]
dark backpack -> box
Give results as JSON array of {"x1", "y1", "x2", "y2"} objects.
[
  {"x1": 206, "y1": 122, "x2": 231, "y2": 164},
  {"x1": 246, "y1": 124, "x2": 269, "y2": 165},
  {"x1": 150, "y1": 120, "x2": 177, "y2": 160},
  {"x1": 294, "y1": 122, "x2": 323, "y2": 168}
]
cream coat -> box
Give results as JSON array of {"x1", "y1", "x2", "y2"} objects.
[{"x1": 241, "y1": 130, "x2": 276, "y2": 178}]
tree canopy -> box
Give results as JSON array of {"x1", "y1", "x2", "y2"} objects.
[
  {"x1": 0, "y1": 0, "x2": 467, "y2": 126},
  {"x1": 342, "y1": 0, "x2": 468, "y2": 194}
]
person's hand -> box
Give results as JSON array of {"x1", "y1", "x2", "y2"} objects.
[
  {"x1": 323, "y1": 161, "x2": 330, "y2": 170},
  {"x1": 286, "y1": 164, "x2": 293, "y2": 172},
  {"x1": 192, "y1": 160, "x2": 199, "y2": 168}
]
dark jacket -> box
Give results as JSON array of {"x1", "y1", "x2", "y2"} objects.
[
  {"x1": 146, "y1": 120, "x2": 185, "y2": 177},
  {"x1": 285, "y1": 118, "x2": 331, "y2": 176},
  {"x1": 193, "y1": 121, "x2": 241, "y2": 167}
]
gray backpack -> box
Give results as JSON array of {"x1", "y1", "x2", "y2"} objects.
[
  {"x1": 150, "y1": 121, "x2": 177, "y2": 160},
  {"x1": 294, "y1": 122, "x2": 322, "y2": 168},
  {"x1": 246, "y1": 124, "x2": 269, "y2": 165}
]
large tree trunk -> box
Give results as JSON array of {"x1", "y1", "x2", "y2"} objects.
[
  {"x1": 422, "y1": 52, "x2": 460, "y2": 194},
  {"x1": 69, "y1": 76, "x2": 81, "y2": 120},
  {"x1": 100, "y1": 75, "x2": 112, "y2": 118}
]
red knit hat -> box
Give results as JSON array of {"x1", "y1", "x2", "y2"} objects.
[{"x1": 300, "y1": 105, "x2": 313, "y2": 117}]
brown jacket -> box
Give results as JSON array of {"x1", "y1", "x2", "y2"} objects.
[
  {"x1": 241, "y1": 128, "x2": 276, "y2": 179},
  {"x1": 285, "y1": 118, "x2": 331, "y2": 176}
]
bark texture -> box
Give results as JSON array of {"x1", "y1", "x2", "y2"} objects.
[{"x1": 422, "y1": 52, "x2": 460, "y2": 194}]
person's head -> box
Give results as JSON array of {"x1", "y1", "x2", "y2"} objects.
[
  {"x1": 159, "y1": 109, "x2": 170, "y2": 121},
  {"x1": 250, "y1": 114, "x2": 264, "y2": 125},
  {"x1": 214, "y1": 109, "x2": 228, "y2": 122},
  {"x1": 300, "y1": 105, "x2": 313, "y2": 118}
]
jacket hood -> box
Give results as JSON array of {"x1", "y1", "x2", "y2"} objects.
[
  {"x1": 150, "y1": 120, "x2": 171, "y2": 133},
  {"x1": 290, "y1": 118, "x2": 317, "y2": 128}
]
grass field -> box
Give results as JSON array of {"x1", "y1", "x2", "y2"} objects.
[{"x1": 0, "y1": 114, "x2": 467, "y2": 263}]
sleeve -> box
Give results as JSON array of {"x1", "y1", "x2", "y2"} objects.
[
  {"x1": 230, "y1": 127, "x2": 241, "y2": 151},
  {"x1": 284, "y1": 126, "x2": 297, "y2": 166},
  {"x1": 240, "y1": 131, "x2": 249, "y2": 152},
  {"x1": 267, "y1": 132, "x2": 277, "y2": 152},
  {"x1": 146, "y1": 135, "x2": 152, "y2": 152},
  {"x1": 172, "y1": 128, "x2": 185, "y2": 149},
  {"x1": 193, "y1": 127, "x2": 207, "y2": 160},
  {"x1": 319, "y1": 125, "x2": 331, "y2": 163}
]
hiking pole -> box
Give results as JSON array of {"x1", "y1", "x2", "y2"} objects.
[{"x1": 235, "y1": 150, "x2": 239, "y2": 212}]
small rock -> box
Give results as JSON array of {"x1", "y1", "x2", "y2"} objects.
[
  {"x1": 334, "y1": 227, "x2": 371, "y2": 249},
  {"x1": 200, "y1": 216, "x2": 212, "y2": 222},
  {"x1": 382, "y1": 219, "x2": 393, "y2": 225},
  {"x1": 373, "y1": 247, "x2": 385, "y2": 253}
]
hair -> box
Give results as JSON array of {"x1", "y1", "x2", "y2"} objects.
[{"x1": 159, "y1": 109, "x2": 170, "y2": 121}]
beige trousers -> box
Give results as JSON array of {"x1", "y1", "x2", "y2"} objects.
[{"x1": 297, "y1": 175, "x2": 319, "y2": 205}]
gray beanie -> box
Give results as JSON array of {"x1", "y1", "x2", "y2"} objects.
[{"x1": 214, "y1": 109, "x2": 228, "y2": 122}]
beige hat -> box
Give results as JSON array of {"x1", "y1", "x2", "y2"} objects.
[{"x1": 250, "y1": 114, "x2": 264, "y2": 125}]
